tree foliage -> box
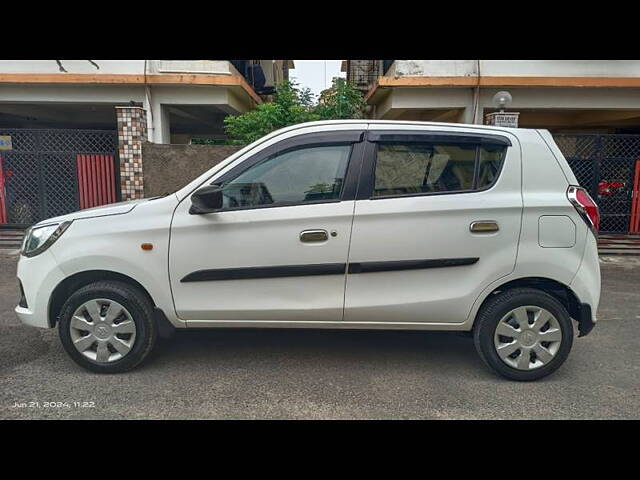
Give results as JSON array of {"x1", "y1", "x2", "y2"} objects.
[
  {"x1": 315, "y1": 78, "x2": 366, "y2": 120},
  {"x1": 223, "y1": 81, "x2": 319, "y2": 144},
  {"x1": 223, "y1": 79, "x2": 365, "y2": 144}
]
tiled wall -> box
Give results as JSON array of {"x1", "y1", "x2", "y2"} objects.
[{"x1": 116, "y1": 106, "x2": 147, "y2": 200}]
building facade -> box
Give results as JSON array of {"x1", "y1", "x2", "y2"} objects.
[
  {"x1": 350, "y1": 60, "x2": 640, "y2": 235},
  {"x1": 361, "y1": 60, "x2": 640, "y2": 133},
  {"x1": 0, "y1": 60, "x2": 293, "y2": 144},
  {"x1": 0, "y1": 60, "x2": 293, "y2": 224}
]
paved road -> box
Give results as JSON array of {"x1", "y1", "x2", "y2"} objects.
[{"x1": 1, "y1": 253, "x2": 638, "y2": 419}]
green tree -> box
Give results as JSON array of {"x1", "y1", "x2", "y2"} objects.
[
  {"x1": 223, "y1": 81, "x2": 319, "y2": 144},
  {"x1": 315, "y1": 78, "x2": 366, "y2": 120},
  {"x1": 223, "y1": 79, "x2": 366, "y2": 145}
]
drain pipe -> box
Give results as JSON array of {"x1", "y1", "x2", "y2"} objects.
[
  {"x1": 143, "y1": 60, "x2": 155, "y2": 143},
  {"x1": 472, "y1": 60, "x2": 481, "y2": 124}
]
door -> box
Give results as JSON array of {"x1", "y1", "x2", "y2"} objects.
[
  {"x1": 169, "y1": 130, "x2": 365, "y2": 323},
  {"x1": 0, "y1": 129, "x2": 118, "y2": 226},
  {"x1": 76, "y1": 154, "x2": 117, "y2": 209},
  {"x1": 344, "y1": 128, "x2": 522, "y2": 324}
]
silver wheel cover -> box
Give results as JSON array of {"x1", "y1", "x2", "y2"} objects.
[
  {"x1": 494, "y1": 306, "x2": 562, "y2": 371},
  {"x1": 69, "y1": 299, "x2": 137, "y2": 363}
]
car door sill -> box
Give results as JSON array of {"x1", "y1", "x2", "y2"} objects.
[{"x1": 185, "y1": 319, "x2": 470, "y2": 331}]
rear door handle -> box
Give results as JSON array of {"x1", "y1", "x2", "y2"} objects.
[
  {"x1": 300, "y1": 229, "x2": 329, "y2": 243},
  {"x1": 470, "y1": 221, "x2": 499, "y2": 233}
]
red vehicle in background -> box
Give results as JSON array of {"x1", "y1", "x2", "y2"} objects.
[{"x1": 598, "y1": 180, "x2": 626, "y2": 197}]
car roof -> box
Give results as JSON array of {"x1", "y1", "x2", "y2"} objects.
[{"x1": 269, "y1": 119, "x2": 537, "y2": 135}]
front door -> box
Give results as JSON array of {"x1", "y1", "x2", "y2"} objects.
[
  {"x1": 344, "y1": 128, "x2": 522, "y2": 325},
  {"x1": 169, "y1": 130, "x2": 365, "y2": 323}
]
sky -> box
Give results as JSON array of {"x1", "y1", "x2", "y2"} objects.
[{"x1": 289, "y1": 60, "x2": 346, "y2": 99}]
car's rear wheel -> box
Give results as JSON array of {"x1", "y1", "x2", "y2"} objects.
[
  {"x1": 473, "y1": 288, "x2": 574, "y2": 381},
  {"x1": 58, "y1": 281, "x2": 157, "y2": 373}
]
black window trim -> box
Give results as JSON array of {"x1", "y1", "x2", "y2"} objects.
[
  {"x1": 200, "y1": 130, "x2": 366, "y2": 213},
  {"x1": 367, "y1": 131, "x2": 512, "y2": 146},
  {"x1": 357, "y1": 130, "x2": 509, "y2": 201}
]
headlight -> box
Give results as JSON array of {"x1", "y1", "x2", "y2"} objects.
[{"x1": 22, "y1": 221, "x2": 72, "y2": 257}]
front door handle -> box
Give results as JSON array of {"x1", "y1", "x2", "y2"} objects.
[
  {"x1": 300, "y1": 229, "x2": 329, "y2": 243},
  {"x1": 470, "y1": 221, "x2": 499, "y2": 233}
]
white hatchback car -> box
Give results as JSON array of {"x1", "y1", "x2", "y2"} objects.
[{"x1": 16, "y1": 120, "x2": 601, "y2": 380}]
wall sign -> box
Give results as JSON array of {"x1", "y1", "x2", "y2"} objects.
[
  {"x1": 485, "y1": 112, "x2": 520, "y2": 128},
  {"x1": 0, "y1": 136, "x2": 12, "y2": 150}
]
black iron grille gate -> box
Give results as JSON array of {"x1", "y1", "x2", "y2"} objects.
[
  {"x1": 0, "y1": 129, "x2": 118, "y2": 226},
  {"x1": 554, "y1": 134, "x2": 640, "y2": 234}
]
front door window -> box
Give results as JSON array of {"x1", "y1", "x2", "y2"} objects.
[{"x1": 220, "y1": 144, "x2": 352, "y2": 209}]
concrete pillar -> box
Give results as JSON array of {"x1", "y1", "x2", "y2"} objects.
[
  {"x1": 159, "y1": 105, "x2": 171, "y2": 144},
  {"x1": 460, "y1": 106, "x2": 475, "y2": 124},
  {"x1": 461, "y1": 96, "x2": 484, "y2": 124},
  {"x1": 146, "y1": 101, "x2": 170, "y2": 144},
  {"x1": 142, "y1": 86, "x2": 154, "y2": 143},
  {"x1": 116, "y1": 106, "x2": 147, "y2": 200}
]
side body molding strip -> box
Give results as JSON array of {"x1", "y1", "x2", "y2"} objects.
[
  {"x1": 181, "y1": 263, "x2": 347, "y2": 282},
  {"x1": 348, "y1": 257, "x2": 479, "y2": 274},
  {"x1": 180, "y1": 258, "x2": 479, "y2": 282}
]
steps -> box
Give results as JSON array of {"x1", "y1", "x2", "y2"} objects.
[
  {"x1": 0, "y1": 229, "x2": 24, "y2": 251},
  {"x1": 598, "y1": 234, "x2": 640, "y2": 256}
]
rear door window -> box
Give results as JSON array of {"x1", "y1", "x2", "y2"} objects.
[{"x1": 372, "y1": 140, "x2": 506, "y2": 198}]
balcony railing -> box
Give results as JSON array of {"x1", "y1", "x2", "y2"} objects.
[{"x1": 389, "y1": 60, "x2": 640, "y2": 78}]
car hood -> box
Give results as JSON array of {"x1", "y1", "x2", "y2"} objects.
[{"x1": 34, "y1": 198, "x2": 150, "y2": 226}]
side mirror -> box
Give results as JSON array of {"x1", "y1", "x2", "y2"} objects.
[{"x1": 189, "y1": 185, "x2": 224, "y2": 214}]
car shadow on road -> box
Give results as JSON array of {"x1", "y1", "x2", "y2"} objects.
[{"x1": 149, "y1": 328, "x2": 492, "y2": 378}]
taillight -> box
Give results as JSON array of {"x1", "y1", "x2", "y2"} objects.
[{"x1": 567, "y1": 186, "x2": 600, "y2": 234}]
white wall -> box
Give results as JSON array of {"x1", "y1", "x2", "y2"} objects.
[
  {"x1": 0, "y1": 60, "x2": 262, "y2": 77},
  {"x1": 0, "y1": 60, "x2": 147, "y2": 74},
  {"x1": 0, "y1": 84, "x2": 145, "y2": 103},
  {"x1": 0, "y1": 60, "x2": 237, "y2": 75},
  {"x1": 393, "y1": 60, "x2": 478, "y2": 77},
  {"x1": 391, "y1": 60, "x2": 640, "y2": 78}
]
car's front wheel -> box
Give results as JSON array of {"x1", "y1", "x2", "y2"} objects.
[
  {"x1": 473, "y1": 288, "x2": 574, "y2": 381},
  {"x1": 58, "y1": 281, "x2": 157, "y2": 373}
]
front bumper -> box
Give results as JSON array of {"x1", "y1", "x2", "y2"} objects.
[
  {"x1": 15, "y1": 305, "x2": 45, "y2": 328},
  {"x1": 15, "y1": 250, "x2": 66, "y2": 329}
]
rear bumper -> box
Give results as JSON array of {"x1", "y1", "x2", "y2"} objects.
[
  {"x1": 570, "y1": 230, "x2": 600, "y2": 337},
  {"x1": 577, "y1": 302, "x2": 596, "y2": 337}
]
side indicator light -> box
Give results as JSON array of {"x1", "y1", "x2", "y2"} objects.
[{"x1": 141, "y1": 243, "x2": 153, "y2": 251}]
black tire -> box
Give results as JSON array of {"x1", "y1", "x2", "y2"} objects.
[
  {"x1": 58, "y1": 281, "x2": 157, "y2": 373},
  {"x1": 473, "y1": 288, "x2": 574, "y2": 381}
]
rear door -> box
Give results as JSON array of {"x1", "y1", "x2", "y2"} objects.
[{"x1": 344, "y1": 126, "x2": 522, "y2": 324}]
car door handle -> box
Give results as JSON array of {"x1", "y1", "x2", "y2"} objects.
[
  {"x1": 300, "y1": 229, "x2": 329, "y2": 243},
  {"x1": 470, "y1": 221, "x2": 499, "y2": 233}
]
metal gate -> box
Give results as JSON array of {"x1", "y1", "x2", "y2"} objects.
[
  {"x1": 0, "y1": 129, "x2": 118, "y2": 226},
  {"x1": 554, "y1": 134, "x2": 640, "y2": 234}
]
